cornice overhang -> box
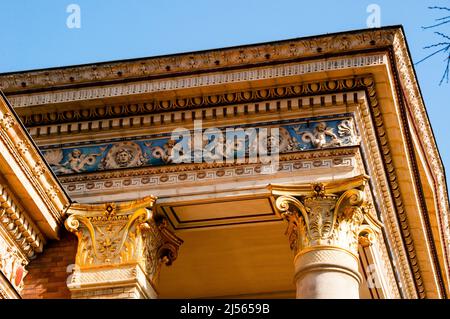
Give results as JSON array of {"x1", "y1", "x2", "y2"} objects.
[
  {"x1": 0, "y1": 91, "x2": 71, "y2": 239},
  {"x1": 0, "y1": 26, "x2": 400, "y2": 95}
]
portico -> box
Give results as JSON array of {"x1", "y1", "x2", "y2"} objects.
[{"x1": 0, "y1": 26, "x2": 448, "y2": 299}]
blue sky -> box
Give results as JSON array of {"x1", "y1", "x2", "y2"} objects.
[{"x1": 1, "y1": 0, "x2": 449, "y2": 179}]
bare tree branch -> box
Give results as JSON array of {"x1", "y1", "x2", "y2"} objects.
[{"x1": 417, "y1": 5, "x2": 450, "y2": 84}]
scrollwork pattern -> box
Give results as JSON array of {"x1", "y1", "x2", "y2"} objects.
[
  {"x1": 274, "y1": 178, "x2": 380, "y2": 255},
  {"x1": 65, "y1": 197, "x2": 183, "y2": 282}
]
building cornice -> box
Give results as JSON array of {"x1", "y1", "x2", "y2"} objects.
[
  {"x1": 0, "y1": 92, "x2": 71, "y2": 239},
  {"x1": 390, "y1": 30, "x2": 450, "y2": 295},
  {"x1": 0, "y1": 27, "x2": 398, "y2": 94}
]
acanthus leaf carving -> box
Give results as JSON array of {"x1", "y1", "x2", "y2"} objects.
[
  {"x1": 65, "y1": 196, "x2": 183, "y2": 283},
  {"x1": 273, "y1": 175, "x2": 381, "y2": 256}
]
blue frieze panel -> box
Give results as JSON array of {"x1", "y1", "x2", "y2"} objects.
[{"x1": 41, "y1": 115, "x2": 359, "y2": 175}]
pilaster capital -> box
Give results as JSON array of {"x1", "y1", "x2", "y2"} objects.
[{"x1": 64, "y1": 196, "x2": 183, "y2": 298}]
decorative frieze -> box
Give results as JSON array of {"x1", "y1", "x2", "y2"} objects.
[{"x1": 41, "y1": 116, "x2": 359, "y2": 176}]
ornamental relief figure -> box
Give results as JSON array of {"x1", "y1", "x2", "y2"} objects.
[
  {"x1": 292, "y1": 118, "x2": 359, "y2": 150},
  {"x1": 44, "y1": 148, "x2": 105, "y2": 174},
  {"x1": 151, "y1": 139, "x2": 177, "y2": 164},
  {"x1": 295, "y1": 122, "x2": 342, "y2": 149},
  {"x1": 99, "y1": 142, "x2": 147, "y2": 170},
  {"x1": 277, "y1": 127, "x2": 303, "y2": 153}
]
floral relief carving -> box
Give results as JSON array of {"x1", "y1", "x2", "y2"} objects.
[{"x1": 0, "y1": 112, "x2": 15, "y2": 130}]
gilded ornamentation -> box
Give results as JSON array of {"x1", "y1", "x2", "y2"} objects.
[
  {"x1": 0, "y1": 112, "x2": 14, "y2": 130},
  {"x1": 272, "y1": 175, "x2": 381, "y2": 256},
  {"x1": 65, "y1": 196, "x2": 183, "y2": 283}
]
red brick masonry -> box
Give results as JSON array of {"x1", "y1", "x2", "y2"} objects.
[{"x1": 22, "y1": 231, "x2": 77, "y2": 299}]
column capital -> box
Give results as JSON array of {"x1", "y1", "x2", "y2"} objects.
[
  {"x1": 271, "y1": 175, "x2": 381, "y2": 256},
  {"x1": 65, "y1": 196, "x2": 183, "y2": 298},
  {"x1": 271, "y1": 175, "x2": 382, "y2": 298}
]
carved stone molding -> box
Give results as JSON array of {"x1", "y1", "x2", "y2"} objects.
[
  {"x1": 0, "y1": 184, "x2": 45, "y2": 259},
  {"x1": 13, "y1": 56, "x2": 381, "y2": 125},
  {"x1": 65, "y1": 196, "x2": 183, "y2": 298},
  {"x1": 391, "y1": 31, "x2": 450, "y2": 292},
  {"x1": 60, "y1": 152, "x2": 356, "y2": 196},
  {"x1": 0, "y1": 28, "x2": 396, "y2": 94},
  {"x1": 0, "y1": 93, "x2": 70, "y2": 235}
]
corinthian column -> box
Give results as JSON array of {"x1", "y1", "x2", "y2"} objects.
[
  {"x1": 271, "y1": 175, "x2": 380, "y2": 299},
  {"x1": 64, "y1": 196, "x2": 182, "y2": 299}
]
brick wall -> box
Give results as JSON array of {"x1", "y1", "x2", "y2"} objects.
[{"x1": 21, "y1": 230, "x2": 77, "y2": 299}]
